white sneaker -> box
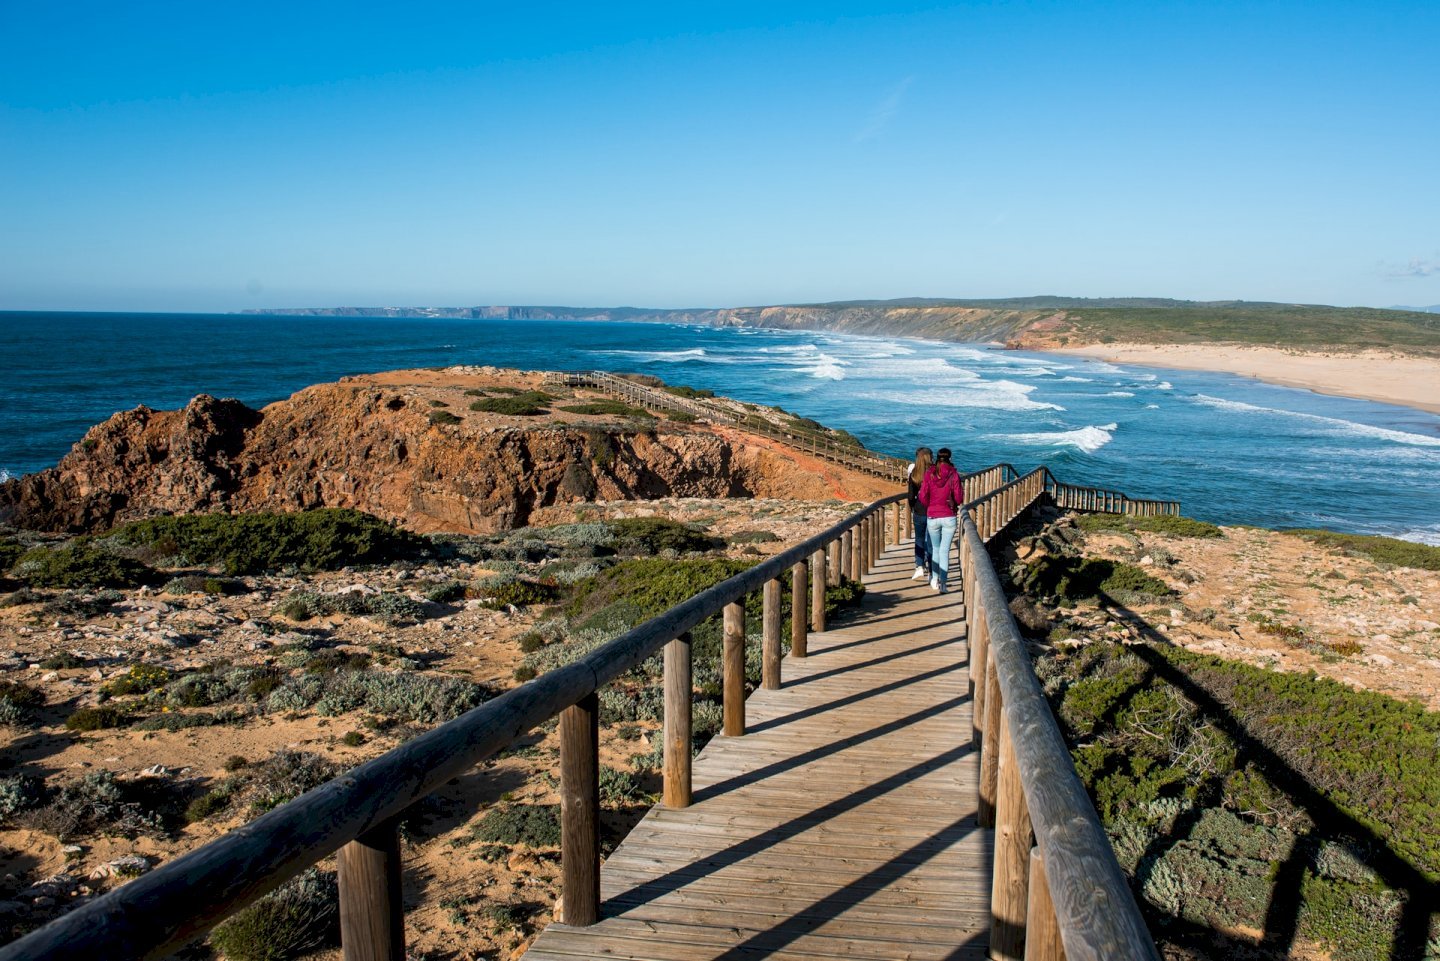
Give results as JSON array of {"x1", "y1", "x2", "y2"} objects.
[
  {"x1": 929, "y1": 574, "x2": 939, "y2": 591},
  {"x1": 911, "y1": 566, "x2": 926, "y2": 580}
]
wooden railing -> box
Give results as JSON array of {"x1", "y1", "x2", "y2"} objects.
[
  {"x1": 0, "y1": 491, "x2": 915, "y2": 961},
  {"x1": 1, "y1": 458, "x2": 1176, "y2": 961},
  {"x1": 543, "y1": 369, "x2": 910, "y2": 481},
  {"x1": 961, "y1": 468, "x2": 1162, "y2": 961}
]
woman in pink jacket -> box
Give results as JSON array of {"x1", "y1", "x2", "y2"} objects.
[{"x1": 917, "y1": 447, "x2": 964, "y2": 593}]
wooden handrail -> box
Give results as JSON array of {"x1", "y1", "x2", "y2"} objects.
[
  {"x1": 544, "y1": 370, "x2": 911, "y2": 481},
  {"x1": 960, "y1": 489, "x2": 1161, "y2": 960},
  {"x1": 0, "y1": 488, "x2": 908, "y2": 961},
  {"x1": 2, "y1": 443, "x2": 1178, "y2": 961}
]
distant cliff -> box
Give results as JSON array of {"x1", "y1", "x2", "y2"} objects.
[{"x1": 241, "y1": 298, "x2": 1440, "y2": 353}]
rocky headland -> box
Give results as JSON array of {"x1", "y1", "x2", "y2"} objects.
[{"x1": 0, "y1": 367, "x2": 893, "y2": 536}]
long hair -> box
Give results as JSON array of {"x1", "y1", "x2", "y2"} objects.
[{"x1": 910, "y1": 447, "x2": 933, "y2": 483}]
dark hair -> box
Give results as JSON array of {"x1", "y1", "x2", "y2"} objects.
[{"x1": 936, "y1": 448, "x2": 952, "y2": 463}]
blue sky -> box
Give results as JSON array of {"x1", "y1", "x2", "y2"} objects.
[{"x1": 1, "y1": 1, "x2": 1437, "y2": 312}]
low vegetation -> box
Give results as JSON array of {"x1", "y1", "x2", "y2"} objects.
[
  {"x1": 110, "y1": 509, "x2": 426, "y2": 575},
  {"x1": 1076, "y1": 513, "x2": 1223, "y2": 539},
  {"x1": 1038, "y1": 641, "x2": 1440, "y2": 959},
  {"x1": 209, "y1": 868, "x2": 339, "y2": 961},
  {"x1": 10, "y1": 542, "x2": 155, "y2": 588},
  {"x1": 1288, "y1": 529, "x2": 1440, "y2": 572},
  {"x1": 558, "y1": 401, "x2": 650, "y2": 418}
]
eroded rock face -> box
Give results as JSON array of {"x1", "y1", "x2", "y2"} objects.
[{"x1": 0, "y1": 381, "x2": 880, "y2": 535}]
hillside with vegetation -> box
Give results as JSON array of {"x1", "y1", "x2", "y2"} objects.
[{"x1": 244, "y1": 298, "x2": 1440, "y2": 354}]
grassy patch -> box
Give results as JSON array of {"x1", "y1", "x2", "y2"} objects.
[
  {"x1": 111, "y1": 508, "x2": 426, "y2": 575},
  {"x1": 1076, "y1": 513, "x2": 1223, "y2": 539},
  {"x1": 607, "y1": 517, "x2": 720, "y2": 554},
  {"x1": 559, "y1": 401, "x2": 650, "y2": 417},
  {"x1": 1037, "y1": 640, "x2": 1440, "y2": 958},
  {"x1": 471, "y1": 803, "x2": 561, "y2": 848},
  {"x1": 1018, "y1": 555, "x2": 1172, "y2": 605},
  {"x1": 1288, "y1": 529, "x2": 1440, "y2": 571},
  {"x1": 428, "y1": 409, "x2": 462, "y2": 426},
  {"x1": 660, "y1": 384, "x2": 714, "y2": 399}
]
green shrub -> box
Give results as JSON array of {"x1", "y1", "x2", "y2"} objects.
[
  {"x1": 517, "y1": 631, "x2": 547, "y2": 654},
  {"x1": 1019, "y1": 556, "x2": 1170, "y2": 604},
  {"x1": 565, "y1": 557, "x2": 752, "y2": 625},
  {"x1": 209, "y1": 869, "x2": 339, "y2": 961},
  {"x1": 12, "y1": 542, "x2": 154, "y2": 588},
  {"x1": 185, "y1": 779, "x2": 242, "y2": 822},
  {"x1": 275, "y1": 590, "x2": 426, "y2": 624},
  {"x1": 21, "y1": 770, "x2": 178, "y2": 839},
  {"x1": 111, "y1": 509, "x2": 425, "y2": 576},
  {"x1": 135, "y1": 709, "x2": 243, "y2": 732},
  {"x1": 0, "y1": 775, "x2": 43, "y2": 820},
  {"x1": 0, "y1": 680, "x2": 43, "y2": 710},
  {"x1": 559, "y1": 401, "x2": 649, "y2": 417},
  {"x1": 102, "y1": 663, "x2": 171, "y2": 697},
  {"x1": 311, "y1": 670, "x2": 492, "y2": 723},
  {"x1": 1076, "y1": 513, "x2": 1223, "y2": 539},
  {"x1": 470, "y1": 804, "x2": 561, "y2": 847},
  {"x1": 666, "y1": 411, "x2": 697, "y2": 424},
  {"x1": 475, "y1": 579, "x2": 558, "y2": 609},
  {"x1": 607, "y1": 517, "x2": 720, "y2": 554},
  {"x1": 470, "y1": 397, "x2": 547, "y2": 416},
  {"x1": 0, "y1": 535, "x2": 24, "y2": 572},
  {"x1": 163, "y1": 574, "x2": 246, "y2": 595},
  {"x1": 38, "y1": 589, "x2": 124, "y2": 619},
  {"x1": 340, "y1": 731, "x2": 365, "y2": 747},
  {"x1": 661, "y1": 384, "x2": 714, "y2": 399},
  {"x1": 1289, "y1": 529, "x2": 1440, "y2": 571},
  {"x1": 424, "y1": 579, "x2": 468, "y2": 603},
  {"x1": 64, "y1": 705, "x2": 127, "y2": 731},
  {"x1": 38, "y1": 651, "x2": 86, "y2": 670},
  {"x1": 428, "y1": 409, "x2": 462, "y2": 426},
  {"x1": 599, "y1": 766, "x2": 641, "y2": 805},
  {"x1": 728, "y1": 530, "x2": 781, "y2": 545},
  {"x1": 248, "y1": 751, "x2": 340, "y2": 813},
  {"x1": 463, "y1": 388, "x2": 486, "y2": 397}
]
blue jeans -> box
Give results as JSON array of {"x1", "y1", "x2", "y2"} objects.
[
  {"x1": 912, "y1": 508, "x2": 933, "y2": 572},
  {"x1": 926, "y1": 516, "x2": 957, "y2": 589}
]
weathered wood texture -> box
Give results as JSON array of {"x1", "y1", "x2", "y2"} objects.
[
  {"x1": 524, "y1": 538, "x2": 990, "y2": 961},
  {"x1": 337, "y1": 822, "x2": 405, "y2": 961},
  {"x1": 663, "y1": 633, "x2": 693, "y2": 809},
  {"x1": 560, "y1": 693, "x2": 601, "y2": 925}
]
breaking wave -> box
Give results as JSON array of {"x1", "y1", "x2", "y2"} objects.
[
  {"x1": 995, "y1": 423, "x2": 1118, "y2": 454},
  {"x1": 873, "y1": 380, "x2": 1065, "y2": 412},
  {"x1": 1192, "y1": 395, "x2": 1440, "y2": 447}
]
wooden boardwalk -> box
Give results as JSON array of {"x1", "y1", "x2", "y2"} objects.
[{"x1": 525, "y1": 539, "x2": 991, "y2": 961}]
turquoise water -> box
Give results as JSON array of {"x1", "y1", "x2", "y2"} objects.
[{"x1": 2, "y1": 311, "x2": 1438, "y2": 544}]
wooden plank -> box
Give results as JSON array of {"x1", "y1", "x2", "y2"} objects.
[{"x1": 525, "y1": 541, "x2": 991, "y2": 961}]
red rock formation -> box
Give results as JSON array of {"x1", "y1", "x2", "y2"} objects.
[{"x1": 0, "y1": 377, "x2": 894, "y2": 535}]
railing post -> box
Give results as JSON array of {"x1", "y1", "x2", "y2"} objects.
[
  {"x1": 840, "y1": 528, "x2": 853, "y2": 580},
  {"x1": 827, "y1": 538, "x2": 841, "y2": 587},
  {"x1": 1024, "y1": 847, "x2": 1065, "y2": 961},
  {"x1": 858, "y1": 516, "x2": 870, "y2": 574},
  {"x1": 762, "y1": 577, "x2": 782, "y2": 690},
  {"x1": 971, "y1": 610, "x2": 991, "y2": 742},
  {"x1": 723, "y1": 601, "x2": 746, "y2": 736},
  {"x1": 850, "y1": 523, "x2": 863, "y2": 579},
  {"x1": 892, "y1": 502, "x2": 901, "y2": 546},
  {"x1": 990, "y1": 709, "x2": 1034, "y2": 961},
  {"x1": 338, "y1": 820, "x2": 405, "y2": 961},
  {"x1": 810, "y1": 549, "x2": 826, "y2": 632},
  {"x1": 790, "y1": 561, "x2": 808, "y2": 657},
  {"x1": 978, "y1": 647, "x2": 1002, "y2": 827},
  {"x1": 560, "y1": 692, "x2": 600, "y2": 926},
  {"x1": 663, "y1": 633, "x2": 692, "y2": 809}
]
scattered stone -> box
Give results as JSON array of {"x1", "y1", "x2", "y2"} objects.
[{"x1": 88, "y1": 856, "x2": 152, "y2": 880}]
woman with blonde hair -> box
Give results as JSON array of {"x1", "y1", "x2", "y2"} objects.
[{"x1": 907, "y1": 447, "x2": 934, "y2": 580}]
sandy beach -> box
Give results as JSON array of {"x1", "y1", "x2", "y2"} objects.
[{"x1": 1047, "y1": 343, "x2": 1440, "y2": 415}]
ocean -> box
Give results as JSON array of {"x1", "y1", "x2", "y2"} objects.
[{"x1": 2, "y1": 311, "x2": 1438, "y2": 544}]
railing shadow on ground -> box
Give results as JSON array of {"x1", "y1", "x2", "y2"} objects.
[
  {"x1": 603, "y1": 741, "x2": 978, "y2": 915},
  {"x1": 1104, "y1": 603, "x2": 1439, "y2": 961}
]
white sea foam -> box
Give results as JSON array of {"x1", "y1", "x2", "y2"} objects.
[
  {"x1": 995, "y1": 423, "x2": 1118, "y2": 454},
  {"x1": 1156, "y1": 382, "x2": 1173, "y2": 390},
  {"x1": 1135, "y1": 373, "x2": 1157, "y2": 382},
  {"x1": 600, "y1": 347, "x2": 716, "y2": 363},
  {"x1": 1103, "y1": 391, "x2": 1135, "y2": 398},
  {"x1": 0, "y1": 468, "x2": 9, "y2": 483},
  {"x1": 757, "y1": 344, "x2": 819, "y2": 354},
  {"x1": 795, "y1": 356, "x2": 848, "y2": 380},
  {"x1": 1397, "y1": 524, "x2": 1440, "y2": 547},
  {"x1": 1192, "y1": 395, "x2": 1440, "y2": 447},
  {"x1": 1057, "y1": 376, "x2": 1094, "y2": 383},
  {"x1": 870, "y1": 380, "x2": 1065, "y2": 412},
  {"x1": 1144, "y1": 404, "x2": 1160, "y2": 409}
]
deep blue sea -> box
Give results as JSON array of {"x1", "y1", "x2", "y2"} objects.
[{"x1": 2, "y1": 311, "x2": 1438, "y2": 544}]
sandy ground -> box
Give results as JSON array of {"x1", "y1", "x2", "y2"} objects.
[
  {"x1": 1047, "y1": 343, "x2": 1440, "y2": 415},
  {"x1": 1059, "y1": 524, "x2": 1440, "y2": 710}
]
